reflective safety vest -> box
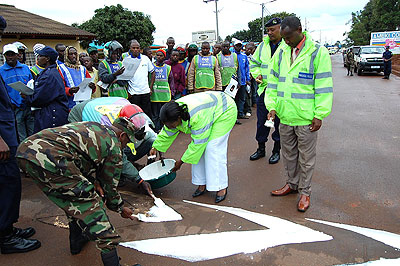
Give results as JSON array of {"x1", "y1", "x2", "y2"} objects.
[
  {"x1": 152, "y1": 91, "x2": 238, "y2": 164},
  {"x1": 249, "y1": 36, "x2": 283, "y2": 96},
  {"x1": 101, "y1": 60, "x2": 128, "y2": 99},
  {"x1": 265, "y1": 32, "x2": 333, "y2": 126},
  {"x1": 150, "y1": 64, "x2": 171, "y2": 102},
  {"x1": 194, "y1": 55, "x2": 216, "y2": 89},
  {"x1": 217, "y1": 53, "x2": 238, "y2": 86}
]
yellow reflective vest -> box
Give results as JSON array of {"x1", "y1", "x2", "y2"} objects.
[
  {"x1": 152, "y1": 91, "x2": 237, "y2": 164},
  {"x1": 265, "y1": 32, "x2": 333, "y2": 126},
  {"x1": 249, "y1": 36, "x2": 283, "y2": 96}
]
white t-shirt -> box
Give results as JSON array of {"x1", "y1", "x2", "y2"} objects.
[{"x1": 127, "y1": 55, "x2": 154, "y2": 95}]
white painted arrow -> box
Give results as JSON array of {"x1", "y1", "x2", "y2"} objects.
[{"x1": 120, "y1": 200, "x2": 332, "y2": 262}]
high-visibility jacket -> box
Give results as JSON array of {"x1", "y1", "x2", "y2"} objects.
[
  {"x1": 151, "y1": 64, "x2": 172, "y2": 102},
  {"x1": 193, "y1": 55, "x2": 217, "y2": 89},
  {"x1": 249, "y1": 35, "x2": 283, "y2": 96},
  {"x1": 152, "y1": 91, "x2": 237, "y2": 164},
  {"x1": 265, "y1": 32, "x2": 333, "y2": 126},
  {"x1": 216, "y1": 52, "x2": 238, "y2": 86},
  {"x1": 101, "y1": 60, "x2": 128, "y2": 99}
]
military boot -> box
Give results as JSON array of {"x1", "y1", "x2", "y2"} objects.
[
  {"x1": 250, "y1": 143, "x2": 265, "y2": 161},
  {"x1": 101, "y1": 248, "x2": 142, "y2": 266},
  {"x1": 69, "y1": 221, "x2": 89, "y2": 255}
]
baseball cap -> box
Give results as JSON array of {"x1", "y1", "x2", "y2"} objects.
[
  {"x1": 2, "y1": 44, "x2": 18, "y2": 55},
  {"x1": 37, "y1": 46, "x2": 59, "y2": 62},
  {"x1": 232, "y1": 38, "x2": 242, "y2": 46}
]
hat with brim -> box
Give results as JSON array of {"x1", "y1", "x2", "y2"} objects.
[
  {"x1": 3, "y1": 44, "x2": 18, "y2": 55},
  {"x1": 37, "y1": 46, "x2": 59, "y2": 62}
]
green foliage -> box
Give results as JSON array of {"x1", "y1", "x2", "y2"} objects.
[
  {"x1": 73, "y1": 4, "x2": 156, "y2": 50},
  {"x1": 226, "y1": 12, "x2": 297, "y2": 42},
  {"x1": 345, "y1": 0, "x2": 400, "y2": 46}
]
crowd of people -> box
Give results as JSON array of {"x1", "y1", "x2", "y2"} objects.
[{"x1": 0, "y1": 14, "x2": 333, "y2": 266}]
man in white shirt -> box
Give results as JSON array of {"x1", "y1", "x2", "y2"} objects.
[{"x1": 123, "y1": 39, "x2": 155, "y2": 118}]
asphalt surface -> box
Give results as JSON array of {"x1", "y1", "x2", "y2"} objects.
[{"x1": 2, "y1": 54, "x2": 400, "y2": 266}]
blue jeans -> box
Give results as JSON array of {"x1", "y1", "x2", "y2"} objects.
[
  {"x1": 14, "y1": 107, "x2": 34, "y2": 142},
  {"x1": 235, "y1": 85, "x2": 247, "y2": 117}
]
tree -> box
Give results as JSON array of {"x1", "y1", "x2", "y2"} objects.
[
  {"x1": 345, "y1": 0, "x2": 400, "y2": 46},
  {"x1": 73, "y1": 4, "x2": 156, "y2": 50},
  {"x1": 226, "y1": 12, "x2": 297, "y2": 42}
]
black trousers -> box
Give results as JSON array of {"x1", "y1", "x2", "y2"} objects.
[
  {"x1": 0, "y1": 146, "x2": 21, "y2": 233},
  {"x1": 384, "y1": 61, "x2": 392, "y2": 77},
  {"x1": 129, "y1": 93, "x2": 152, "y2": 119}
]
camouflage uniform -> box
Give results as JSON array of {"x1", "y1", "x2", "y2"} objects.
[{"x1": 16, "y1": 122, "x2": 124, "y2": 253}]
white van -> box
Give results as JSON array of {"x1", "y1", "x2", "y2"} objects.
[{"x1": 354, "y1": 46, "x2": 385, "y2": 75}]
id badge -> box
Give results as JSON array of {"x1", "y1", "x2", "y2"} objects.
[{"x1": 298, "y1": 72, "x2": 313, "y2": 79}]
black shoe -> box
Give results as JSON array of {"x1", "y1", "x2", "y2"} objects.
[
  {"x1": 192, "y1": 188, "x2": 206, "y2": 197},
  {"x1": 250, "y1": 148, "x2": 265, "y2": 160},
  {"x1": 269, "y1": 152, "x2": 280, "y2": 164},
  {"x1": 0, "y1": 235, "x2": 41, "y2": 254},
  {"x1": 117, "y1": 176, "x2": 127, "y2": 188},
  {"x1": 237, "y1": 115, "x2": 249, "y2": 119},
  {"x1": 215, "y1": 189, "x2": 227, "y2": 203},
  {"x1": 69, "y1": 221, "x2": 89, "y2": 255},
  {"x1": 13, "y1": 227, "x2": 35, "y2": 239},
  {"x1": 235, "y1": 120, "x2": 242, "y2": 125},
  {"x1": 350, "y1": 73, "x2": 353, "y2": 76}
]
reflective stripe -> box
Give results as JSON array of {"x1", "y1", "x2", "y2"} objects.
[
  {"x1": 262, "y1": 75, "x2": 268, "y2": 79},
  {"x1": 193, "y1": 137, "x2": 209, "y2": 144},
  {"x1": 153, "y1": 88, "x2": 170, "y2": 93},
  {"x1": 271, "y1": 69, "x2": 279, "y2": 78},
  {"x1": 315, "y1": 72, "x2": 332, "y2": 79},
  {"x1": 261, "y1": 64, "x2": 269, "y2": 69},
  {"x1": 258, "y1": 42, "x2": 264, "y2": 59},
  {"x1": 191, "y1": 121, "x2": 213, "y2": 135},
  {"x1": 293, "y1": 77, "x2": 314, "y2": 85},
  {"x1": 315, "y1": 87, "x2": 333, "y2": 94},
  {"x1": 221, "y1": 92, "x2": 227, "y2": 112},
  {"x1": 249, "y1": 65, "x2": 258, "y2": 69},
  {"x1": 249, "y1": 57, "x2": 261, "y2": 65},
  {"x1": 278, "y1": 77, "x2": 286, "y2": 82},
  {"x1": 291, "y1": 93, "x2": 315, "y2": 99},
  {"x1": 267, "y1": 83, "x2": 277, "y2": 89},
  {"x1": 309, "y1": 44, "x2": 320, "y2": 74},
  {"x1": 277, "y1": 49, "x2": 283, "y2": 74},
  {"x1": 277, "y1": 91, "x2": 284, "y2": 97},
  {"x1": 164, "y1": 128, "x2": 178, "y2": 136},
  {"x1": 189, "y1": 93, "x2": 218, "y2": 117}
]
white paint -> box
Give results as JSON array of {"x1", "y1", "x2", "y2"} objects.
[
  {"x1": 139, "y1": 159, "x2": 175, "y2": 181},
  {"x1": 306, "y1": 218, "x2": 400, "y2": 249},
  {"x1": 132, "y1": 204, "x2": 182, "y2": 223},
  {"x1": 121, "y1": 201, "x2": 332, "y2": 262},
  {"x1": 334, "y1": 257, "x2": 400, "y2": 265}
]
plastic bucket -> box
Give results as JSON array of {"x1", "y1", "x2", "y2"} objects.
[{"x1": 139, "y1": 159, "x2": 176, "y2": 189}]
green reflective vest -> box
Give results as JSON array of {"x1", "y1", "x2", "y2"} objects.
[
  {"x1": 151, "y1": 64, "x2": 171, "y2": 102},
  {"x1": 249, "y1": 36, "x2": 283, "y2": 96},
  {"x1": 194, "y1": 55, "x2": 216, "y2": 89},
  {"x1": 265, "y1": 32, "x2": 333, "y2": 126},
  {"x1": 102, "y1": 60, "x2": 128, "y2": 99},
  {"x1": 152, "y1": 91, "x2": 237, "y2": 164},
  {"x1": 217, "y1": 53, "x2": 238, "y2": 86}
]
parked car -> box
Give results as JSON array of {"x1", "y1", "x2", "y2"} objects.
[{"x1": 354, "y1": 46, "x2": 385, "y2": 75}]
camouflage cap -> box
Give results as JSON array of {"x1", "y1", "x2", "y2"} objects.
[{"x1": 112, "y1": 117, "x2": 138, "y2": 142}]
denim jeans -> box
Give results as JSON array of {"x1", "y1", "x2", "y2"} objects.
[
  {"x1": 14, "y1": 107, "x2": 34, "y2": 142},
  {"x1": 235, "y1": 85, "x2": 247, "y2": 117}
]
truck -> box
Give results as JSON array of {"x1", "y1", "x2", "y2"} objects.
[{"x1": 354, "y1": 46, "x2": 385, "y2": 76}]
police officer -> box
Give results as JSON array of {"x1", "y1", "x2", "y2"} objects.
[
  {"x1": 382, "y1": 46, "x2": 393, "y2": 79},
  {"x1": 17, "y1": 120, "x2": 142, "y2": 266},
  {"x1": 249, "y1": 17, "x2": 283, "y2": 164},
  {"x1": 0, "y1": 15, "x2": 41, "y2": 255}
]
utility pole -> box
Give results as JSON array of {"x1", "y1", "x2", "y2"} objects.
[
  {"x1": 261, "y1": 0, "x2": 277, "y2": 38},
  {"x1": 203, "y1": 0, "x2": 221, "y2": 42}
]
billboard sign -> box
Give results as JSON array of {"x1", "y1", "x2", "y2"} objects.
[
  {"x1": 192, "y1": 30, "x2": 217, "y2": 43},
  {"x1": 370, "y1": 31, "x2": 400, "y2": 54}
]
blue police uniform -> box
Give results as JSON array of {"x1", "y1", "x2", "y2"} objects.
[
  {"x1": 0, "y1": 75, "x2": 21, "y2": 234},
  {"x1": 383, "y1": 49, "x2": 393, "y2": 79}
]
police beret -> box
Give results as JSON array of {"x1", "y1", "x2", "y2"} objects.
[{"x1": 265, "y1": 17, "x2": 281, "y2": 28}]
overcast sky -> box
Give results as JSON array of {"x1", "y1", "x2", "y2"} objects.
[{"x1": 6, "y1": 0, "x2": 369, "y2": 46}]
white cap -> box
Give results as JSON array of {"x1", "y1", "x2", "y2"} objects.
[
  {"x1": 2, "y1": 43, "x2": 18, "y2": 55},
  {"x1": 232, "y1": 38, "x2": 242, "y2": 46}
]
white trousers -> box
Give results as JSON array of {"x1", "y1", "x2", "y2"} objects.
[{"x1": 191, "y1": 131, "x2": 230, "y2": 191}]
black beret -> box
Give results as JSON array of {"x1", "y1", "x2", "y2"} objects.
[
  {"x1": 265, "y1": 17, "x2": 281, "y2": 28},
  {"x1": 0, "y1": 16, "x2": 7, "y2": 30}
]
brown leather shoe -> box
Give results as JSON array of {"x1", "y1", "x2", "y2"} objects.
[
  {"x1": 297, "y1": 195, "x2": 310, "y2": 212},
  {"x1": 271, "y1": 184, "x2": 298, "y2": 196}
]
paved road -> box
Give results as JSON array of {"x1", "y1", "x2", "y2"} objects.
[{"x1": 3, "y1": 54, "x2": 400, "y2": 266}]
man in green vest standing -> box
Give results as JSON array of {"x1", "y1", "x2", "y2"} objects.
[
  {"x1": 266, "y1": 16, "x2": 333, "y2": 212},
  {"x1": 249, "y1": 18, "x2": 283, "y2": 164},
  {"x1": 217, "y1": 41, "x2": 238, "y2": 89},
  {"x1": 187, "y1": 42, "x2": 222, "y2": 93}
]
